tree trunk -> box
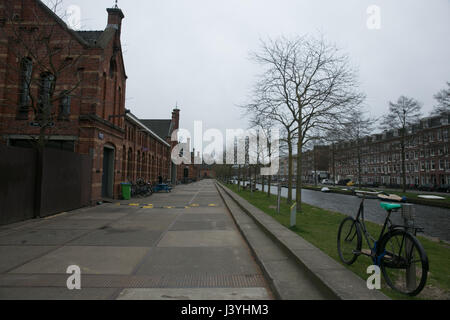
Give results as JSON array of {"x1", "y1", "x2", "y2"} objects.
[
  {"x1": 401, "y1": 136, "x2": 406, "y2": 193},
  {"x1": 238, "y1": 165, "x2": 241, "y2": 191},
  {"x1": 332, "y1": 143, "x2": 336, "y2": 184},
  {"x1": 261, "y1": 174, "x2": 265, "y2": 193},
  {"x1": 287, "y1": 138, "x2": 293, "y2": 204},
  {"x1": 357, "y1": 143, "x2": 362, "y2": 188},
  {"x1": 296, "y1": 129, "x2": 303, "y2": 213},
  {"x1": 313, "y1": 148, "x2": 318, "y2": 186},
  {"x1": 267, "y1": 174, "x2": 271, "y2": 197}
]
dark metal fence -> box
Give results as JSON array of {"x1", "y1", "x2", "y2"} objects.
[
  {"x1": 0, "y1": 144, "x2": 92, "y2": 225},
  {"x1": 0, "y1": 144, "x2": 36, "y2": 225}
]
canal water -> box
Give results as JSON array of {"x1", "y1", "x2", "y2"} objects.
[{"x1": 235, "y1": 181, "x2": 450, "y2": 242}]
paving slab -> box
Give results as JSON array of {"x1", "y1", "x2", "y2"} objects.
[
  {"x1": 135, "y1": 247, "x2": 258, "y2": 276},
  {"x1": 108, "y1": 219, "x2": 174, "y2": 231},
  {"x1": 67, "y1": 228, "x2": 164, "y2": 247},
  {"x1": 176, "y1": 213, "x2": 231, "y2": 221},
  {"x1": 0, "y1": 229, "x2": 90, "y2": 246},
  {"x1": 9, "y1": 246, "x2": 149, "y2": 275},
  {"x1": 0, "y1": 287, "x2": 116, "y2": 300},
  {"x1": 32, "y1": 219, "x2": 111, "y2": 230},
  {"x1": 0, "y1": 246, "x2": 56, "y2": 273},
  {"x1": 157, "y1": 230, "x2": 243, "y2": 248},
  {"x1": 117, "y1": 287, "x2": 271, "y2": 300},
  {"x1": 169, "y1": 220, "x2": 233, "y2": 231}
]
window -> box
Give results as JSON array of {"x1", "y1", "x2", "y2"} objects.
[
  {"x1": 59, "y1": 91, "x2": 71, "y2": 119},
  {"x1": 20, "y1": 57, "x2": 33, "y2": 108},
  {"x1": 38, "y1": 73, "x2": 55, "y2": 117},
  {"x1": 109, "y1": 57, "x2": 117, "y2": 78}
]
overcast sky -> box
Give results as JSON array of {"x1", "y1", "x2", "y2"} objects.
[{"x1": 50, "y1": 0, "x2": 450, "y2": 136}]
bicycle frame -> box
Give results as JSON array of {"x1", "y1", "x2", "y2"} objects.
[{"x1": 352, "y1": 197, "x2": 399, "y2": 265}]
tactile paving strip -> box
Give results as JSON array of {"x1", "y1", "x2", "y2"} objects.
[{"x1": 0, "y1": 273, "x2": 266, "y2": 288}]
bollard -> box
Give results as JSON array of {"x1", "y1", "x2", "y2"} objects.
[
  {"x1": 290, "y1": 202, "x2": 297, "y2": 228},
  {"x1": 401, "y1": 203, "x2": 416, "y2": 292},
  {"x1": 277, "y1": 183, "x2": 281, "y2": 214}
]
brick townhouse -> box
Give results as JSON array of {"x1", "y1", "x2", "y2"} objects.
[
  {"x1": 0, "y1": 0, "x2": 176, "y2": 203},
  {"x1": 278, "y1": 146, "x2": 330, "y2": 183},
  {"x1": 333, "y1": 113, "x2": 450, "y2": 187}
]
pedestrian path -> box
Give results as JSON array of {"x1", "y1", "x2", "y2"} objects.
[{"x1": 0, "y1": 180, "x2": 273, "y2": 300}]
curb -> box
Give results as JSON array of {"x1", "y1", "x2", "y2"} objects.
[{"x1": 217, "y1": 182, "x2": 389, "y2": 300}]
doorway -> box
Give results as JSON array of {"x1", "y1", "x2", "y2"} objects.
[{"x1": 102, "y1": 146, "x2": 115, "y2": 198}]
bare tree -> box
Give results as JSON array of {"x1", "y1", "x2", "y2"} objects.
[
  {"x1": 251, "y1": 35, "x2": 363, "y2": 212},
  {"x1": 380, "y1": 96, "x2": 422, "y2": 192},
  {"x1": 340, "y1": 109, "x2": 375, "y2": 188},
  {"x1": 248, "y1": 112, "x2": 279, "y2": 198},
  {"x1": 431, "y1": 82, "x2": 450, "y2": 115}
]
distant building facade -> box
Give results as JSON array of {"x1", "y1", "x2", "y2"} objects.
[
  {"x1": 278, "y1": 145, "x2": 330, "y2": 182},
  {"x1": 333, "y1": 113, "x2": 450, "y2": 187}
]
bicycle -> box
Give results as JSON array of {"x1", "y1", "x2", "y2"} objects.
[
  {"x1": 337, "y1": 197, "x2": 429, "y2": 296},
  {"x1": 129, "y1": 179, "x2": 153, "y2": 198}
]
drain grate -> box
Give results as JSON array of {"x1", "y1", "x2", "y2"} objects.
[{"x1": 0, "y1": 273, "x2": 266, "y2": 289}]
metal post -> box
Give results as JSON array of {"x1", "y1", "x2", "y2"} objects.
[
  {"x1": 401, "y1": 203, "x2": 416, "y2": 291},
  {"x1": 277, "y1": 183, "x2": 281, "y2": 214},
  {"x1": 290, "y1": 202, "x2": 297, "y2": 227}
]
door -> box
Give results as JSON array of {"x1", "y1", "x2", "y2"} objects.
[{"x1": 102, "y1": 146, "x2": 115, "y2": 198}]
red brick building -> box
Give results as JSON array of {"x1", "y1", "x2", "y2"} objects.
[
  {"x1": 0, "y1": 0, "x2": 175, "y2": 203},
  {"x1": 333, "y1": 113, "x2": 450, "y2": 188}
]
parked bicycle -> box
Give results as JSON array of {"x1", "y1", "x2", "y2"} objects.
[
  {"x1": 130, "y1": 178, "x2": 153, "y2": 197},
  {"x1": 337, "y1": 197, "x2": 429, "y2": 296}
]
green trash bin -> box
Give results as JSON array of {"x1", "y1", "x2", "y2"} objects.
[{"x1": 121, "y1": 183, "x2": 131, "y2": 200}]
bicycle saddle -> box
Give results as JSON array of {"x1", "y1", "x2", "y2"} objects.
[{"x1": 380, "y1": 202, "x2": 402, "y2": 211}]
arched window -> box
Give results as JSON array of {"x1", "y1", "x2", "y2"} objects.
[
  {"x1": 102, "y1": 72, "x2": 107, "y2": 118},
  {"x1": 37, "y1": 72, "x2": 55, "y2": 118},
  {"x1": 19, "y1": 57, "x2": 33, "y2": 108},
  {"x1": 127, "y1": 148, "x2": 133, "y2": 181},
  {"x1": 59, "y1": 90, "x2": 71, "y2": 119},
  {"x1": 109, "y1": 57, "x2": 116, "y2": 78},
  {"x1": 122, "y1": 145, "x2": 126, "y2": 180},
  {"x1": 137, "y1": 151, "x2": 141, "y2": 178}
]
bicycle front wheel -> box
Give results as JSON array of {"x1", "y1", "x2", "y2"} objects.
[
  {"x1": 337, "y1": 217, "x2": 362, "y2": 265},
  {"x1": 379, "y1": 230, "x2": 429, "y2": 296}
]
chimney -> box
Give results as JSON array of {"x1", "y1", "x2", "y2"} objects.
[
  {"x1": 172, "y1": 107, "x2": 180, "y2": 131},
  {"x1": 106, "y1": 7, "x2": 125, "y2": 35}
]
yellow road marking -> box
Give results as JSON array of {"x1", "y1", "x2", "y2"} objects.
[
  {"x1": 190, "y1": 204, "x2": 199, "y2": 207},
  {"x1": 143, "y1": 206, "x2": 153, "y2": 209},
  {"x1": 165, "y1": 206, "x2": 174, "y2": 209},
  {"x1": 208, "y1": 204, "x2": 217, "y2": 207},
  {"x1": 129, "y1": 203, "x2": 140, "y2": 207}
]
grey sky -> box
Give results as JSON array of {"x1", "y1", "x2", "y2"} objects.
[{"x1": 52, "y1": 0, "x2": 450, "y2": 135}]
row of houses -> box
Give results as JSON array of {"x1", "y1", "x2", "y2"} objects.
[
  {"x1": 278, "y1": 112, "x2": 450, "y2": 188},
  {"x1": 0, "y1": 0, "x2": 209, "y2": 206}
]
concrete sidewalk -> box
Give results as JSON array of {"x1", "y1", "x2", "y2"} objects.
[{"x1": 0, "y1": 180, "x2": 273, "y2": 300}]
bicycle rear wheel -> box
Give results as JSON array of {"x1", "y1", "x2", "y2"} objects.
[
  {"x1": 337, "y1": 217, "x2": 362, "y2": 265},
  {"x1": 379, "y1": 230, "x2": 428, "y2": 296}
]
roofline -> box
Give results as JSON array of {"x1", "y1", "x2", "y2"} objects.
[
  {"x1": 126, "y1": 114, "x2": 171, "y2": 147},
  {"x1": 36, "y1": 0, "x2": 90, "y2": 47}
]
